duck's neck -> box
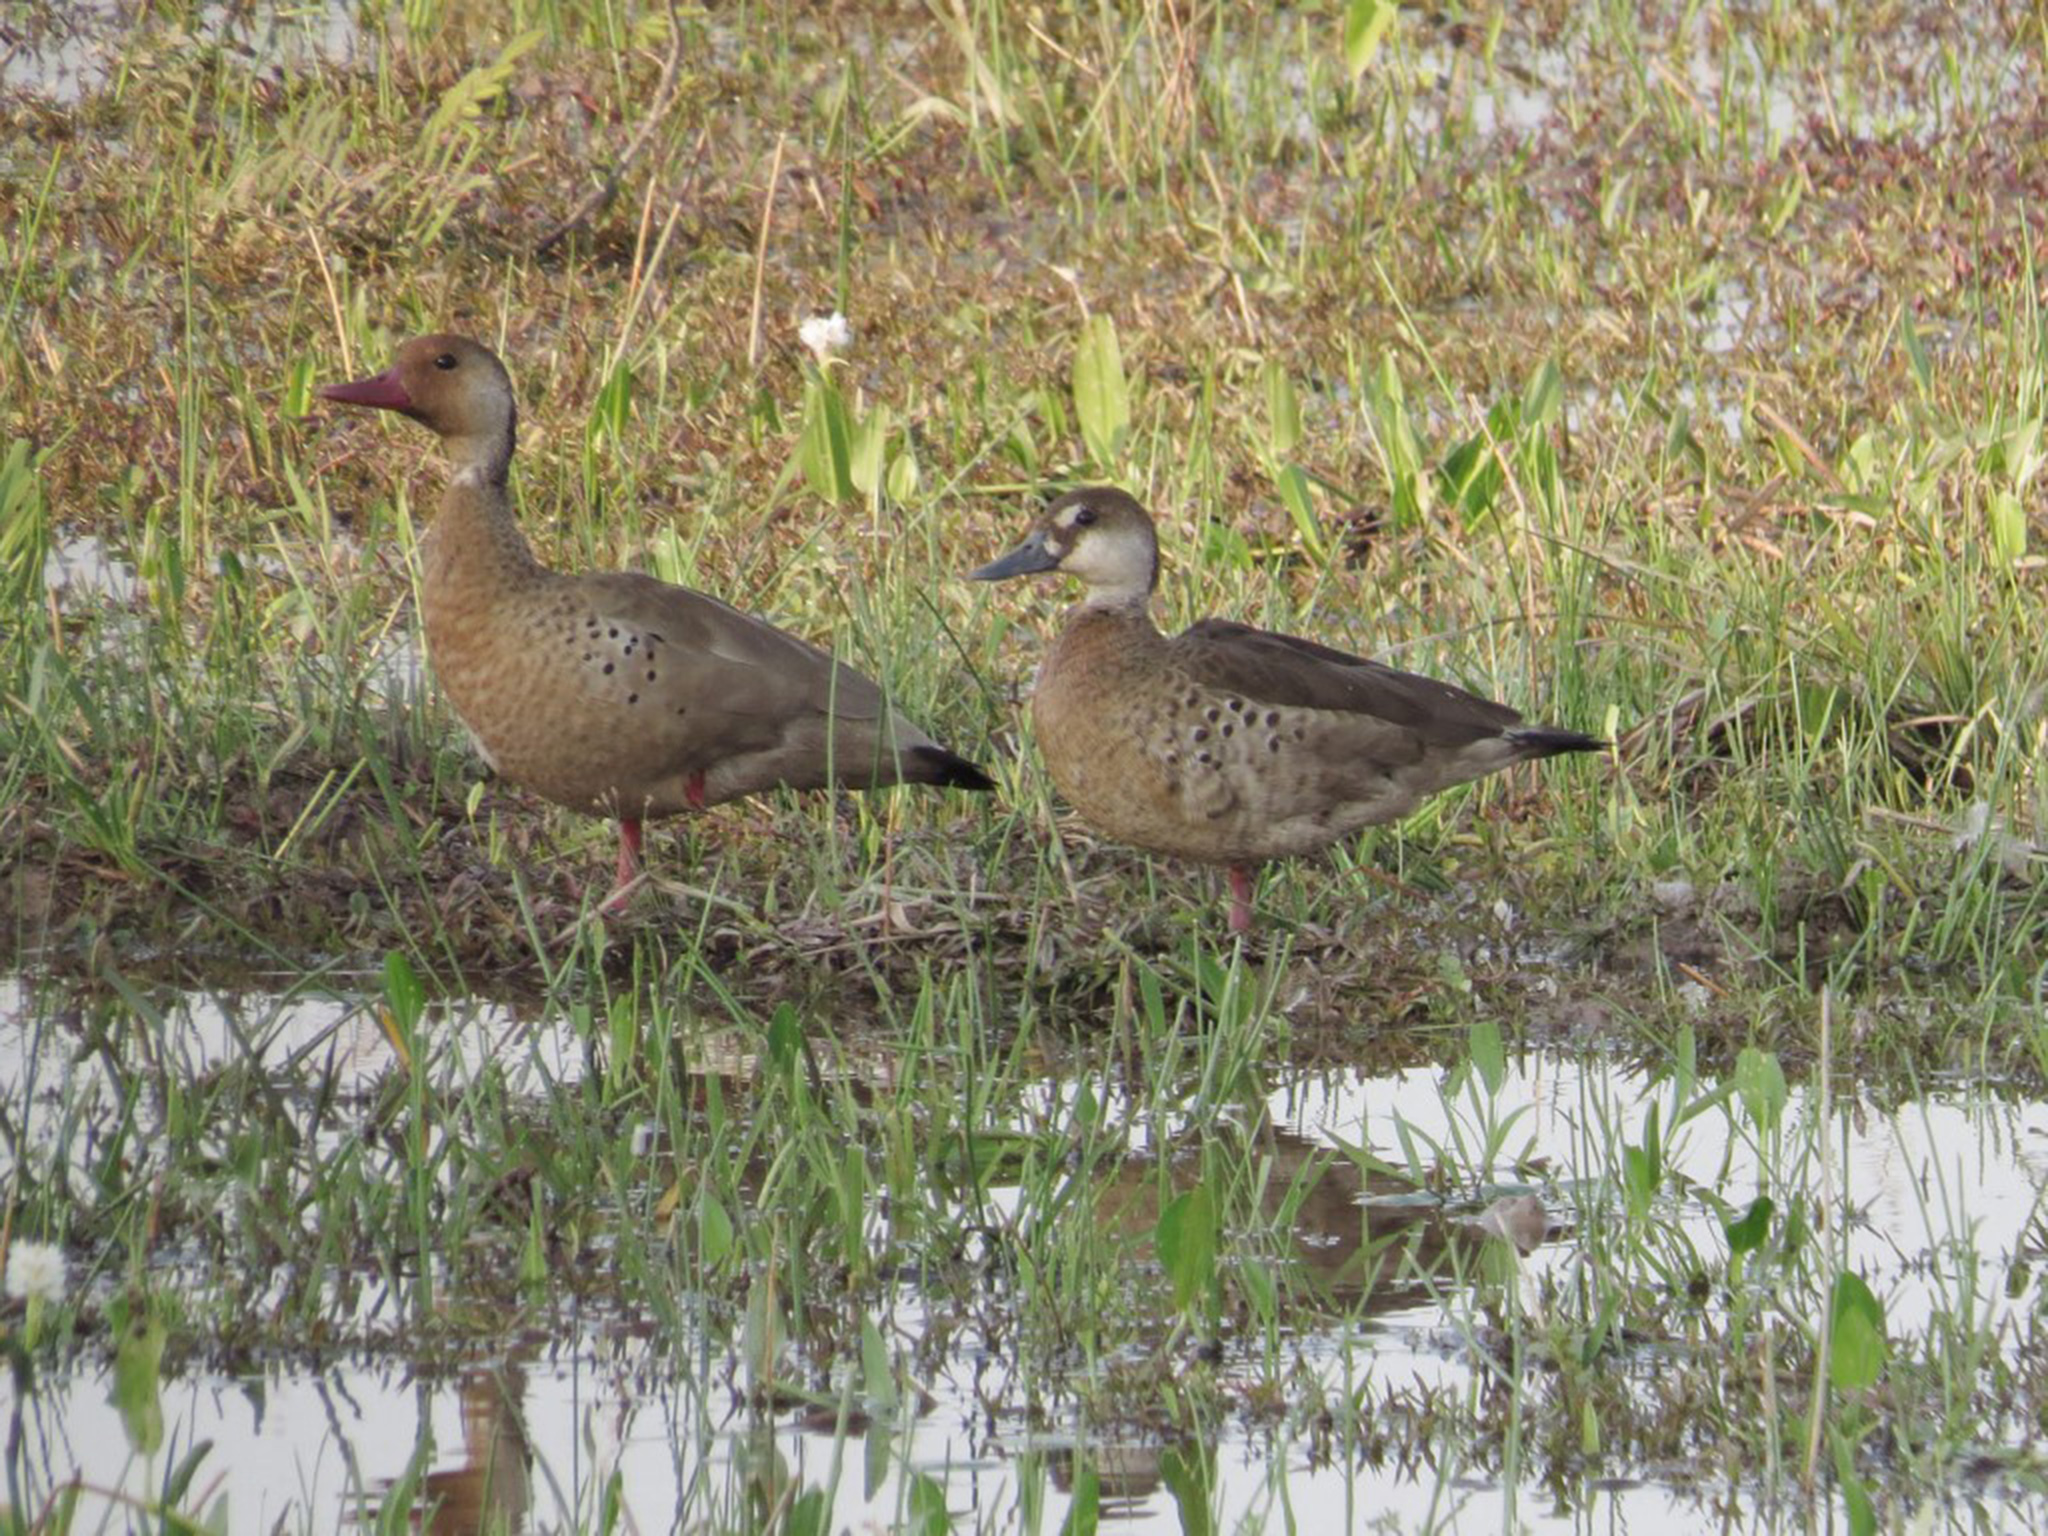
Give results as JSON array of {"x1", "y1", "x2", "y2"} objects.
[
  {"x1": 422, "y1": 429, "x2": 543, "y2": 602},
  {"x1": 1058, "y1": 591, "x2": 1163, "y2": 658},
  {"x1": 445, "y1": 418, "x2": 515, "y2": 490},
  {"x1": 1076, "y1": 584, "x2": 1155, "y2": 616}
]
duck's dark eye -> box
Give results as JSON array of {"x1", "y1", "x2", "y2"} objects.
[
  {"x1": 1072, "y1": 506, "x2": 1097, "y2": 527},
  {"x1": 434, "y1": 353, "x2": 458, "y2": 371}
]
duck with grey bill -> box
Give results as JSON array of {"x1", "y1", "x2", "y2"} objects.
[
  {"x1": 321, "y1": 334, "x2": 993, "y2": 913},
  {"x1": 970, "y1": 486, "x2": 1604, "y2": 935}
]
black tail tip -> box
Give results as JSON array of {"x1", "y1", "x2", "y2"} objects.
[
  {"x1": 1514, "y1": 728, "x2": 1608, "y2": 759},
  {"x1": 914, "y1": 746, "x2": 998, "y2": 792}
]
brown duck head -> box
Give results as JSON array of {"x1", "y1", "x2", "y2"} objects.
[
  {"x1": 322, "y1": 333, "x2": 518, "y2": 482},
  {"x1": 970, "y1": 486, "x2": 1161, "y2": 607}
]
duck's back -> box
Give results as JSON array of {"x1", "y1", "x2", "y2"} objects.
[
  {"x1": 421, "y1": 523, "x2": 962, "y2": 817},
  {"x1": 1032, "y1": 608, "x2": 1584, "y2": 865}
]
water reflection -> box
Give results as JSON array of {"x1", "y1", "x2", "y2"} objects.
[
  {"x1": 7, "y1": 975, "x2": 2048, "y2": 1530},
  {"x1": 373, "y1": 1363, "x2": 533, "y2": 1535}
]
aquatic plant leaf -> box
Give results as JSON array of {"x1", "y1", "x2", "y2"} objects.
[
  {"x1": 1058, "y1": 1463, "x2": 1099, "y2": 1536},
  {"x1": 907, "y1": 1471, "x2": 952, "y2": 1535},
  {"x1": 798, "y1": 376, "x2": 857, "y2": 504},
  {"x1": 111, "y1": 1314, "x2": 166, "y2": 1456},
  {"x1": 851, "y1": 401, "x2": 891, "y2": 499},
  {"x1": 1072, "y1": 313, "x2": 1129, "y2": 468},
  {"x1": 1342, "y1": 0, "x2": 1396, "y2": 78},
  {"x1": 1, "y1": 440, "x2": 50, "y2": 604},
  {"x1": 1468, "y1": 1015, "x2": 1505, "y2": 1095},
  {"x1": 1521, "y1": 359, "x2": 1563, "y2": 428},
  {"x1": 164, "y1": 1437, "x2": 215, "y2": 1507},
  {"x1": 1734, "y1": 1047, "x2": 1787, "y2": 1135},
  {"x1": 696, "y1": 1191, "x2": 733, "y2": 1266},
  {"x1": 1274, "y1": 463, "x2": 1324, "y2": 560},
  {"x1": 860, "y1": 1317, "x2": 899, "y2": 1414},
  {"x1": 1829, "y1": 1272, "x2": 1888, "y2": 1389},
  {"x1": 1159, "y1": 1442, "x2": 1216, "y2": 1536},
  {"x1": 1157, "y1": 1184, "x2": 1219, "y2": 1312},
  {"x1": 1264, "y1": 359, "x2": 1301, "y2": 460},
  {"x1": 1832, "y1": 1431, "x2": 1876, "y2": 1536},
  {"x1": 785, "y1": 1489, "x2": 828, "y2": 1536},
  {"x1": 1241, "y1": 1255, "x2": 1278, "y2": 1325},
  {"x1": 1990, "y1": 489, "x2": 2027, "y2": 565},
  {"x1": 886, "y1": 446, "x2": 920, "y2": 501},
  {"x1": 766, "y1": 1002, "x2": 803, "y2": 1077},
  {"x1": 1724, "y1": 1196, "x2": 1773, "y2": 1255}
]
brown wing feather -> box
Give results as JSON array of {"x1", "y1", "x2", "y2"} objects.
[
  {"x1": 576, "y1": 571, "x2": 891, "y2": 724},
  {"x1": 1172, "y1": 617, "x2": 1525, "y2": 746}
]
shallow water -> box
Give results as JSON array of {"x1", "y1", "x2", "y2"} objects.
[
  {"x1": 0, "y1": 1, "x2": 363, "y2": 104},
  {"x1": 6, "y1": 1345, "x2": 1767, "y2": 1534},
  {"x1": 41, "y1": 533, "x2": 139, "y2": 606},
  {"x1": 5, "y1": 975, "x2": 2047, "y2": 1532}
]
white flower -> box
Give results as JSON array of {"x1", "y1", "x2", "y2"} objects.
[
  {"x1": 798, "y1": 311, "x2": 853, "y2": 363},
  {"x1": 6, "y1": 1241, "x2": 66, "y2": 1305}
]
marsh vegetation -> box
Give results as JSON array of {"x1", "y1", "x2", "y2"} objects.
[{"x1": 3, "y1": 1, "x2": 2047, "y2": 1530}]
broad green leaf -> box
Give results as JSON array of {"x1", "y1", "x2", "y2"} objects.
[
  {"x1": 766, "y1": 1002, "x2": 803, "y2": 1076},
  {"x1": 588, "y1": 359, "x2": 634, "y2": 447},
  {"x1": 1468, "y1": 1015, "x2": 1505, "y2": 1095},
  {"x1": 1734, "y1": 1047, "x2": 1786, "y2": 1135},
  {"x1": 382, "y1": 951, "x2": 423, "y2": 1033},
  {"x1": 1622, "y1": 1145, "x2": 1655, "y2": 1217},
  {"x1": 112, "y1": 1314, "x2": 167, "y2": 1455},
  {"x1": 164, "y1": 1438, "x2": 214, "y2": 1507},
  {"x1": 1363, "y1": 353, "x2": 1425, "y2": 527},
  {"x1": 2002, "y1": 415, "x2": 2043, "y2": 489},
  {"x1": 1264, "y1": 359, "x2": 1302, "y2": 459},
  {"x1": 1521, "y1": 359, "x2": 1563, "y2": 427},
  {"x1": 282, "y1": 355, "x2": 315, "y2": 418},
  {"x1": 1829, "y1": 1271, "x2": 1887, "y2": 1389},
  {"x1": 696, "y1": 1190, "x2": 734, "y2": 1265},
  {"x1": 1058, "y1": 1464, "x2": 1099, "y2": 1536},
  {"x1": 1002, "y1": 417, "x2": 1040, "y2": 475},
  {"x1": 1781, "y1": 1198, "x2": 1809, "y2": 1256},
  {"x1": 1832, "y1": 1431, "x2": 1877, "y2": 1536},
  {"x1": 886, "y1": 447, "x2": 921, "y2": 501},
  {"x1": 838, "y1": 1144, "x2": 869, "y2": 1266},
  {"x1": 1342, "y1": 0, "x2": 1396, "y2": 79},
  {"x1": 741, "y1": 1272, "x2": 784, "y2": 1392},
  {"x1": 1672, "y1": 1023, "x2": 1698, "y2": 1112},
  {"x1": 1239, "y1": 1256, "x2": 1277, "y2": 1326},
  {"x1": 1274, "y1": 464, "x2": 1324, "y2": 559},
  {"x1": 860, "y1": 1316, "x2": 898, "y2": 1413},
  {"x1": 907, "y1": 1472, "x2": 952, "y2": 1536},
  {"x1": 0, "y1": 439, "x2": 48, "y2": 602},
  {"x1": 1438, "y1": 427, "x2": 1500, "y2": 523},
  {"x1": 1156, "y1": 1184, "x2": 1218, "y2": 1311},
  {"x1": 785, "y1": 1490, "x2": 829, "y2": 1536},
  {"x1": 1159, "y1": 1442, "x2": 1215, "y2": 1536},
  {"x1": 1072, "y1": 313, "x2": 1130, "y2": 468},
  {"x1": 1724, "y1": 1196, "x2": 1773, "y2": 1255},
  {"x1": 798, "y1": 378, "x2": 856, "y2": 503},
  {"x1": 851, "y1": 401, "x2": 890, "y2": 498},
  {"x1": 1989, "y1": 489, "x2": 2026, "y2": 565}
]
